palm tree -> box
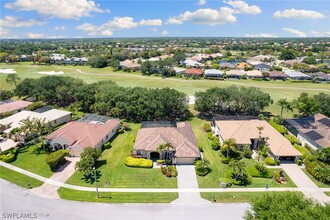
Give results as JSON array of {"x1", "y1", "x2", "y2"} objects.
[
  {"x1": 33, "y1": 118, "x2": 48, "y2": 148},
  {"x1": 157, "y1": 142, "x2": 174, "y2": 165},
  {"x1": 222, "y1": 138, "x2": 238, "y2": 158},
  {"x1": 276, "y1": 98, "x2": 288, "y2": 117},
  {"x1": 284, "y1": 101, "x2": 294, "y2": 119},
  {"x1": 229, "y1": 160, "x2": 246, "y2": 181}
]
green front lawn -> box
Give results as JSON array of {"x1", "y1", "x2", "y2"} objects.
[
  {"x1": 201, "y1": 191, "x2": 304, "y2": 203},
  {"x1": 0, "y1": 166, "x2": 43, "y2": 189},
  {"x1": 302, "y1": 168, "x2": 330, "y2": 188},
  {"x1": 66, "y1": 123, "x2": 177, "y2": 188},
  {"x1": 190, "y1": 117, "x2": 296, "y2": 188},
  {"x1": 58, "y1": 187, "x2": 178, "y2": 203},
  {"x1": 11, "y1": 144, "x2": 54, "y2": 178},
  {"x1": 325, "y1": 192, "x2": 330, "y2": 196}
]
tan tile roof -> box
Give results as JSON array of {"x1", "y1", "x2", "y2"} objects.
[
  {"x1": 0, "y1": 100, "x2": 32, "y2": 114},
  {"x1": 245, "y1": 70, "x2": 262, "y2": 77},
  {"x1": 215, "y1": 120, "x2": 302, "y2": 157},
  {"x1": 226, "y1": 70, "x2": 245, "y2": 76},
  {"x1": 133, "y1": 122, "x2": 200, "y2": 158},
  {"x1": 47, "y1": 119, "x2": 120, "y2": 149},
  {"x1": 237, "y1": 62, "x2": 251, "y2": 70},
  {"x1": 185, "y1": 68, "x2": 204, "y2": 75}
]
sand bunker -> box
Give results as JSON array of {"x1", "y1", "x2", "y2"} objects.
[
  {"x1": 0, "y1": 69, "x2": 16, "y2": 74},
  {"x1": 37, "y1": 71, "x2": 64, "y2": 75}
]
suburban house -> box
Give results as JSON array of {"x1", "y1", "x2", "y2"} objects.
[
  {"x1": 226, "y1": 70, "x2": 245, "y2": 78},
  {"x1": 283, "y1": 70, "x2": 311, "y2": 80},
  {"x1": 50, "y1": 54, "x2": 65, "y2": 64},
  {"x1": 0, "y1": 100, "x2": 32, "y2": 114},
  {"x1": 219, "y1": 62, "x2": 236, "y2": 69},
  {"x1": 132, "y1": 121, "x2": 200, "y2": 165},
  {"x1": 204, "y1": 69, "x2": 223, "y2": 78},
  {"x1": 212, "y1": 117, "x2": 302, "y2": 161},
  {"x1": 46, "y1": 115, "x2": 121, "y2": 157},
  {"x1": 119, "y1": 59, "x2": 141, "y2": 70},
  {"x1": 283, "y1": 114, "x2": 330, "y2": 150},
  {"x1": 185, "y1": 68, "x2": 204, "y2": 77},
  {"x1": 173, "y1": 67, "x2": 186, "y2": 74},
  {"x1": 245, "y1": 70, "x2": 262, "y2": 78},
  {"x1": 268, "y1": 71, "x2": 288, "y2": 80},
  {"x1": 254, "y1": 63, "x2": 271, "y2": 72},
  {"x1": 307, "y1": 72, "x2": 330, "y2": 81},
  {"x1": 0, "y1": 109, "x2": 72, "y2": 133},
  {"x1": 20, "y1": 55, "x2": 28, "y2": 62},
  {"x1": 73, "y1": 57, "x2": 88, "y2": 65},
  {"x1": 183, "y1": 59, "x2": 202, "y2": 67},
  {"x1": 237, "y1": 62, "x2": 252, "y2": 70}
]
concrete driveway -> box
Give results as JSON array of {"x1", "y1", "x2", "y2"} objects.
[
  {"x1": 172, "y1": 165, "x2": 210, "y2": 204},
  {"x1": 31, "y1": 157, "x2": 79, "y2": 198},
  {"x1": 281, "y1": 164, "x2": 330, "y2": 204}
]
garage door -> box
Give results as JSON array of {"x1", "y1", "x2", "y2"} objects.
[{"x1": 175, "y1": 157, "x2": 195, "y2": 165}]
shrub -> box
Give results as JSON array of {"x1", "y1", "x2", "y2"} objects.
[
  {"x1": 275, "y1": 160, "x2": 281, "y2": 166},
  {"x1": 304, "y1": 144, "x2": 317, "y2": 155},
  {"x1": 220, "y1": 155, "x2": 230, "y2": 164},
  {"x1": 273, "y1": 116, "x2": 284, "y2": 125},
  {"x1": 0, "y1": 148, "x2": 18, "y2": 163},
  {"x1": 296, "y1": 159, "x2": 303, "y2": 166},
  {"x1": 207, "y1": 132, "x2": 214, "y2": 140},
  {"x1": 103, "y1": 142, "x2": 111, "y2": 150},
  {"x1": 265, "y1": 157, "x2": 275, "y2": 166},
  {"x1": 117, "y1": 128, "x2": 124, "y2": 134},
  {"x1": 122, "y1": 123, "x2": 131, "y2": 131},
  {"x1": 219, "y1": 178, "x2": 232, "y2": 187},
  {"x1": 211, "y1": 139, "x2": 220, "y2": 151},
  {"x1": 269, "y1": 120, "x2": 288, "y2": 135},
  {"x1": 157, "y1": 159, "x2": 165, "y2": 165},
  {"x1": 125, "y1": 156, "x2": 153, "y2": 168},
  {"x1": 168, "y1": 166, "x2": 178, "y2": 177},
  {"x1": 204, "y1": 123, "x2": 212, "y2": 132},
  {"x1": 161, "y1": 166, "x2": 167, "y2": 175},
  {"x1": 46, "y1": 150, "x2": 68, "y2": 170},
  {"x1": 285, "y1": 134, "x2": 301, "y2": 145},
  {"x1": 293, "y1": 144, "x2": 307, "y2": 159},
  {"x1": 242, "y1": 145, "x2": 252, "y2": 158},
  {"x1": 273, "y1": 171, "x2": 280, "y2": 182},
  {"x1": 160, "y1": 166, "x2": 177, "y2": 177},
  {"x1": 195, "y1": 160, "x2": 210, "y2": 176},
  {"x1": 27, "y1": 101, "x2": 45, "y2": 111}
]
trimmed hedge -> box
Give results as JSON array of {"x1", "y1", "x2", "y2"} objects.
[
  {"x1": 211, "y1": 138, "x2": 220, "y2": 151},
  {"x1": 269, "y1": 120, "x2": 288, "y2": 135},
  {"x1": 285, "y1": 134, "x2": 301, "y2": 145},
  {"x1": 125, "y1": 156, "x2": 153, "y2": 168},
  {"x1": 265, "y1": 157, "x2": 275, "y2": 166},
  {"x1": 117, "y1": 128, "x2": 124, "y2": 134},
  {"x1": 0, "y1": 148, "x2": 17, "y2": 163},
  {"x1": 204, "y1": 123, "x2": 212, "y2": 132},
  {"x1": 207, "y1": 132, "x2": 214, "y2": 140},
  {"x1": 103, "y1": 142, "x2": 112, "y2": 149},
  {"x1": 46, "y1": 150, "x2": 69, "y2": 170}
]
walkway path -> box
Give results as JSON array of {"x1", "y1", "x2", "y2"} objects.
[
  {"x1": 30, "y1": 157, "x2": 79, "y2": 199},
  {"x1": 281, "y1": 164, "x2": 330, "y2": 204},
  {"x1": 1, "y1": 161, "x2": 329, "y2": 194}
]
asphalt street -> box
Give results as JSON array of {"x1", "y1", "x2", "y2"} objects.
[{"x1": 0, "y1": 180, "x2": 249, "y2": 220}]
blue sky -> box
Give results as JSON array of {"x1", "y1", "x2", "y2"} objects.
[{"x1": 0, "y1": 0, "x2": 329, "y2": 38}]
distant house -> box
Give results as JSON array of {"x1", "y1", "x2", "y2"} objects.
[
  {"x1": 132, "y1": 121, "x2": 200, "y2": 164},
  {"x1": 219, "y1": 62, "x2": 236, "y2": 69},
  {"x1": 204, "y1": 69, "x2": 223, "y2": 78},
  {"x1": 212, "y1": 118, "x2": 302, "y2": 161},
  {"x1": 120, "y1": 59, "x2": 141, "y2": 70},
  {"x1": 173, "y1": 67, "x2": 186, "y2": 74},
  {"x1": 185, "y1": 68, "x2": 204, "y2": 77},
  {"x1": 254, "y1": 63, "x2": 271, "y2": 72},
  {"x1": 0, "y1": 100, "x2": 32, "y2": 114},
  {"x1": 46, "y1": 116, "x2": 120, "y2": 157},
  {"x1": 237, "y1": 62, "x2": 252, "y2": 70},
  {"x1": 283, "y1": 114, "x2": 330, "y2": 150},
  {"x1": 268, "y1": 71, "x2": 288, "y2": 80},
  {"x1": 183, "y1": 59, "x2": 202, "y2": 67},
  {"x1": 0, "y1": 109, "x2": 71, "y2": 133},
  {"x1": 283, "y1": 70, "x2": 311, "y2": 80},
  {"x1": 64, "y1": 58, "x2": 72, "y2": 64},
  {"x1": 226, "y1": 70, "x2": 245, "y2": 79},
  {"x1": 245, "y1": 70, "x2": 262, "y2": 78},
  {"x1": 20, "y1": 55, "x2": 28, "y2": 62},
  {"x1": 307, "y1": 72, "x2": 330, "y2": 81},
  {"x1": 50, "y1": 54, "x2": 65, "y2": 64},
  {"x1": 73, "y1": 57, "x2": 88, "y2": 65}
]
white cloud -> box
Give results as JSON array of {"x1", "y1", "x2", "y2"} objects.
[
  {"x1": 151, "y1": 27, "x2": 158, "y2": 32},
  {"x1": 166, "y1": 7, "x2": 236, "y2": 25},
  {"x1": 26, "y1": 33, "x2": 64, "y2": 38},
  {"x1": 244, "y1": 33, "x2": 277, "y2": 38},
  {"x1": 0, "y1": 16, "x2": 46, "y2": 28},
  {"x1": 0, "y1": 28, "x2": 17, "y2": 38},
  {"x1": 283, "y1": 28, "x2": 306, "y2": 37},
  {"x1": 54, "y1": 25, "x2": 66, "y2": 31},
  {"x1": 274, "y1": 9, "x2": 326, "y2": 19},
  {"x1": 139, "y1": 19, "x2": 162, "y2": 26},
  {"x1": 161, "y1": 30, "x2": 169, "y2": 36},
  {"x1": 224, "y1": 0, "x2": 261, "y2": 15},
  {"x1": 76, "y1": 17, "x2": 162, "y2": 36},
  {"x1": 311, "y1": 30, "x2": 330, "y2": 37},
  {"x1": 198, "y1": 0, "x2": 206, "y2": 6},
  {"x1": 5, "y1": 0, "x2": 110, "y2": 20},
  {"x1": 167, "y1": 1, "x2": 261, "y2": 26}
]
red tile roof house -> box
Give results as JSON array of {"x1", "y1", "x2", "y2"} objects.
[
  {"x1": 46, "y1": 118, "x2": 121, "y2": 157},
  {"x1": 185, "y1": 68, "x2": 204, "y2": 78},
  {"x1": 132, "y1": 121, "x2": 200, "y2": 165},
  {"x1": 0, "y1": 100, "x2": 32, "y2": 114}
]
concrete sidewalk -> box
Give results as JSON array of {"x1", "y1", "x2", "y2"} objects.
[
  {"x1": 172, "y1": 165, "x2": 210, "y2": 204},
  {"x1": 281, "y1": 164, "x2": 330, "y2": 204},
  {"x1": 30, "y1": 157, "x2": 79, "y2": 199}
]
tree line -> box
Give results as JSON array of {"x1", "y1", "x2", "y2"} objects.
[{"x1": 13, "y1": 76, "x2": 188, "y2": 122}]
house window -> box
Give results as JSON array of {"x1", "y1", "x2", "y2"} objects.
[
  {"x1": 136, "y1": 150, "x2": 142, "y2": 155},
  {"x1": 106, "y1": 135, "x2": 109, "y2": 139},
  {"x1": 54, "y1": 120, "x2": 57, "y2": 124},
  {"x1": 112, "y1": 129, "x2": 114, "y2": 133}
]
